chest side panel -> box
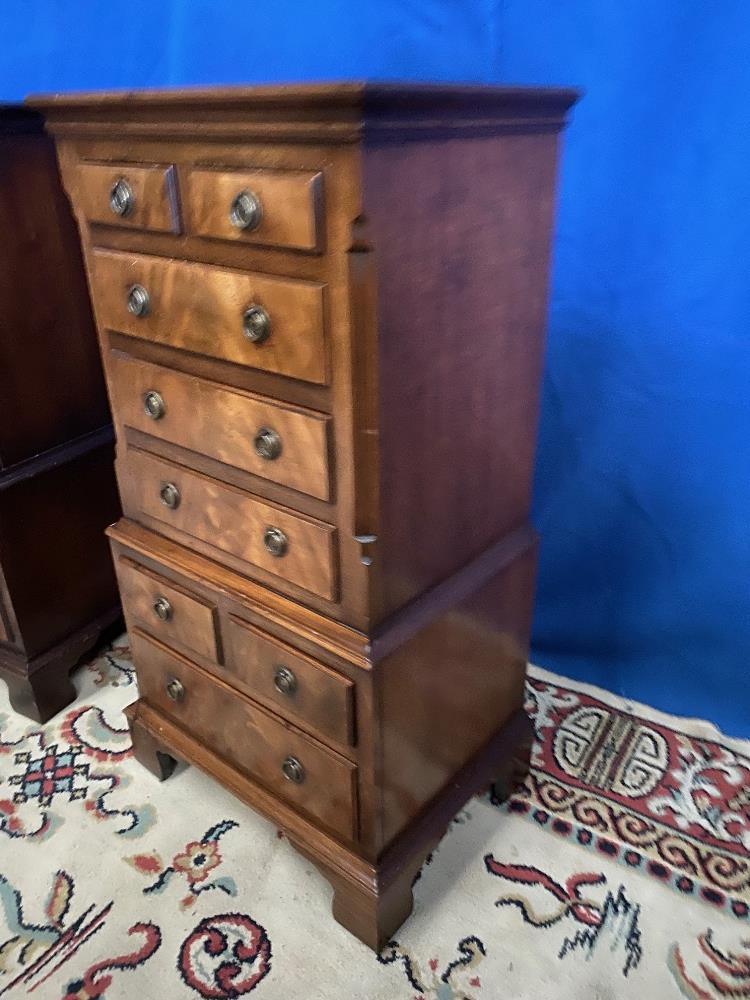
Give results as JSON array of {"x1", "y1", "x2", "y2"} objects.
[{"x1": 363, "y1": 129, "x2": 562, "y2": 619}]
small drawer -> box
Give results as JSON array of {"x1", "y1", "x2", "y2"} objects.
[
  {"x1": 225, "y1": 616, "x2": 354, "y2": 746},
  {"x1": 110, "y1": 355, "x2": 332, "y2": 500},
  {"x1": 77, "y1": 162, "x2": 180, "y2": 233},
  {"x1": 132, "y1": 629, "x2": 356, "y2": 840},
  {"x1": 125, "y1": 449, "x2": 337, "y2": 601},
  {"x1": 187, "y1": 167, "x2": 323, "y2": 252},
  {"x1": 116, "y1": 558, "x2": 219, "y2": 662},
  {"x1": 91, "y1": 249, "x2": 327, "y2": 385}
]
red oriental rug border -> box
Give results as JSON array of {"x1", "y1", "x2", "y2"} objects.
[{"x1": 503, "y1": 666, "x2": 750, "y2": 923}]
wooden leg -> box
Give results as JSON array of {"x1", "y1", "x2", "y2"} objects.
[
  {"x1": 1, "y1": 606, "x2": 123, "y2": 724},
  {"x1": 5, "y1": 665, "x2": 76, "y2": 725},
  {"x1": 330, "y1": 860, "x2": 424, "y2": 951},
  {"x1": 291, "y1": 838, "x2": 436, "y2": 952},
  {"x1": 124, "y1": 701, "x2": 177, "y2": 781},
  {"x1": 490, "y1": 710, "x2": 534, "y2": 804}
]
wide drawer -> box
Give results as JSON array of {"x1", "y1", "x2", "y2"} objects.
[
  {"x1": 116, "y1": 557, "x2": 218, "y2": 662},
  {"x1": 110, "y1": 354, "x2": 332, "y2": 500},
  {"x1": 132, "y1": 629, "x2": 357, "y2": 839},
  {"x1": 124, "y1": 449, "x2": 337, "y2": 600},
  {"x1": 91, "y1": 249, "x2": 327, "y2": 385},
  {"x1": 225, "y1": 616, "x2": 354, "y2": 746},
  {"x1": 186, "y1": 167, "x2": 323, "y2": 252},
  {"x1": 77, "y1": 162, "x2": 180, "y2": 233}
]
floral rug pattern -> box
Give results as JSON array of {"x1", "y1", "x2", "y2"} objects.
[{"x1": 0, "y1": 638, "x2": 747, "y2": 999}]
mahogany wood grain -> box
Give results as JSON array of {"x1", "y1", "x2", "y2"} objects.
[
  {"x1": 377, "y1": 542, "x2": 537, "y2": 846},
  {"x1": 292, "y1": 835, "x2": 431, "y2": 952},
  {"x1": 90, "y1": 248, "x2": 328, "y2": 385},
  {"x1": 124, "y1": 701, "x2": 178, "y2": 781},
  {"x1": 0, "y1": 565, "x2": 19, "y2": 648},
  {"x1": 110, "y1": 524, "x2": 382, "y2": 861},
  {"x1": 76, "y1": 161, "x2": 180, "y2": 233},
  {"x1": 132, "y1": 628, "x2": 357, "y2": 840},
  {"x1": 3, "y1": 653, "x2": 77, "y2": 723},
  {"x1": 362, "y1": 129, "x2": 563, "y2": 618},
  {"x1": 108, "y1": 520, "x2": 371, "y2": 670},
  {"x1": 187, "y1": 166, "x2": 323, "y2": 251},
  {"x1": 2, "y1": 605, "x2": 121, "y2": 723},
  {"x1": 31, "y1": 83, "x2": 578, "y2": 144},
  {"x1": 35, "y1": 83, "x2": 577, "y2": 946},
  {"x1": 0, "y1": 434, "x2": 121, "y2": 720},
  {"x1": 47, "y1": 132, "x2": 373, "y2": 628},
  {"x1": 124, "y1": 427, "x2": 333, "y2": 528},
  {"x1": 0, "y1": 112, "x2": 109, "y2": 467},
  {"x1": 224, "y1": 614, "x2": 354, "y2": 747},
  {"x1": 125, "y1": 689, "x2": 533, "y2": 951},
  {"x1": 324, "y1": 708, "x2": 534, "y2": 951},
  {"x1": 109, "y1": 353, "x2": 332, "y2": 500},
  {"x1": 0, "y1": 433, "x2": 121, "y2": 661},
  {"x1": 122, "y1": 448, "x2": 338, "y2": 601},
  {"x1": 109, "y1": 330, "x2": 331, "y2": 415},
  {"x1": 116, "y1": 556, "x2": 219, "y2": 663},
  {"x1": 0, "y1": 106, "x2": 121, "y2": 722}
]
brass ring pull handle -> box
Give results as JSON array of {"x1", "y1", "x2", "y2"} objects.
[
  {"x1": 127, "y1": 284, "x2": 150, "y2": 317},
  {"x1": 242, "y1": 305, "x2": 271, "y2": 344},
  {"x1": 230, "y1": 189, "x2": 262, "y2": 231},
  {"x1": 254, "y1": 427, "x2": 282, "y2": 461},
  {"x1": 143, "y1": 390, "x2": 165, "y2": 420},
  {"x1": 165, "y1": 677, "x2": 185, "y2": 702},
  {"x1": 281, "y1": 755, "x2": 305, "y2": 784},
  {"x1": 263, "y1": 526, "x2": 288, "y2": 557},
  {"x1": 110, "y1": 177, "x2": 134, "y2": 217},
  {"x1": 152, "y1": 596, "x2": 172, "y2": 622},
  {"x1": 159, "y1": 482, "x2": 181, "y2": 510},
  {"x1": 273, "y1": 665, "x2": 297, "y2": 696}
]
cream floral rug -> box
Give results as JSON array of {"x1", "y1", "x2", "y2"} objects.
[{"x1": 0, "y1": 637, "x2": 748, "y2": 999}]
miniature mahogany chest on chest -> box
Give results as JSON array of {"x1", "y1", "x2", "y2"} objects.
[
  {"x1": 34, "y1": 83, "x2": 576, "y2": 948},
  {"x1": 0, "y1": 106, "x2": 120, "y2": 723}
]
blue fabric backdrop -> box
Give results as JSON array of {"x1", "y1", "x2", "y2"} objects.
[{"x1": 3, "y1": 1, "x2": 747, "y2": 735}]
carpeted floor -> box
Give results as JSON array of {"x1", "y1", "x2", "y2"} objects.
[{"x1": 0, "y1": 638, "x2": 748, "y2": 999}]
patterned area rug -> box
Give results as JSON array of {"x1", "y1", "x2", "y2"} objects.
[{"x1": 0, "y1": 638, "x2": 748, "y2": 999}]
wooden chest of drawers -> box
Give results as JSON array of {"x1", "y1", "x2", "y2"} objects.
[
  {"x1": 35, "y1": 83, "x2": 576, "y2": 947},
  {"x1": 0, "y1": 107, "x2": 121, "y2": 722}
]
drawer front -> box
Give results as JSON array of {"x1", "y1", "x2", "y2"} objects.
[
  {"x1": 187, "y1": 168, "x2": 323, "y2": 252},
  {"x1": 225, "y1": 616, "x2": 354, "y2": 746},
  {"x1": 116, "y1": 558, "x2": 218, "y2": 662},
  {"x1": 125, "y1": 450, "x2": 337, "y2": 600},
  {"x1": 77, "y1": 162, "x2": 180, "y2": 233},
  {"x1": 132, "y1": 629, "x2": 356, "y2": 839},
  {"x1": 110, "y1": 355, "x2": 331, "y2": 500},
  {"x1": 91, "y1": 249, "x2": 327, "y2": 385}
]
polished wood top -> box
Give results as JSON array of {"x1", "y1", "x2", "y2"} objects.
[
  {"x1": 29, "y1": 81, "x2": 579, "y2": 109},
  {"x1": 28, "y1": 82, "x2": 579, "y2": 141}
]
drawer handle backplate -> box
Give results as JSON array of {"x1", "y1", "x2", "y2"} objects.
[
  {"x1": 273, "y1": 665, "x2": 297, "y2": 696},
  {"x1": 263, "y1": 526, "x2": 288, "y2": 558},
  {"x1": 230, "y1": 189, "x2": 262, "y2": 231},
  {"x1": 159, "y1": 482, "x2": 181, "y2": 510},
  {"x1": 143, "y1": 390, "x2": 166, "y2": 420},
  {"x1": 282, "y1": 755, "x2": 305, "y2": 784},
  {"x1": 165, "y1": 677, "x2": 185, "y2": 702},
  {"x1": 152, "y1": 596, "x2": 172, "y2": 622},
  {"x1": 254, "y1": 427, "x2": 282, "y2": 461},
  {"x1": 127, "y1": 284, "x2": 150, "y2": 318},
  {"x1": 242, "y1": 305, "x2": 271, "y2": 344},
  {"x1": 110, "y1": 177, "x2": 134, "y2": 217}
]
